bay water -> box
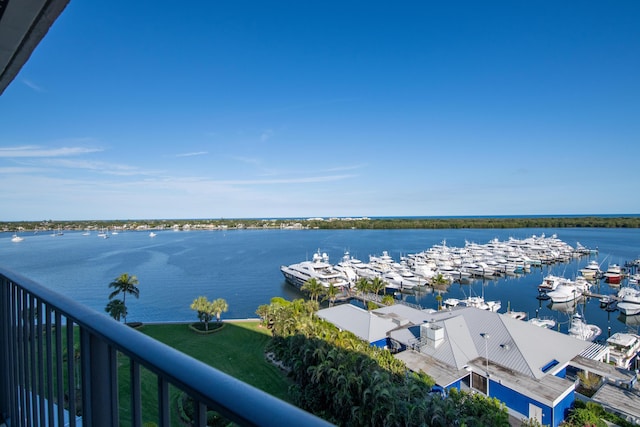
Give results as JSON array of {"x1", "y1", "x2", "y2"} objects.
[{"x1": 2, "y1": 227, "x2": 639, "y2": 340}]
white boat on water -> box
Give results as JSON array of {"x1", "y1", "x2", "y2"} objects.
[
  {"x1": 606, "y1": 332, "x2": 640, "y2": 370},
  {"x1": 280, "y1": 250, "x2": 351, "y2": 290},
  {"x1": 443, "y1": 298, "x2": 460, "y2": 308},
  {"x1": 604, "y1": 263, "x2": 623, "y2": 284},
  {"x1": 546, "y1": 282, "x2": 582, "y2": 303},
  {"x1": 528, "y1": 317, "x2": 556, "y2": 329},
  {"x1": 149, "y1": 232, "x2": 157, "y2": 238},
  {"x1": 579, "y1": 260, "x2": 602, "y2": 279},
  {"x1": 617, "y1": 287, "x2": 640, "y2": 315},
  {"x1": 568, "y1": 313, "x2": 601, "y2": 342},
  {"x1": 11, "y1": 234, "x2": 24, "y2": 242}
]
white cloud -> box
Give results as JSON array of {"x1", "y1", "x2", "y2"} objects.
[
  {"x1": 0, "y1": 146, "x2": 103, "y2": 158},
  {"x1": 21, "y1": 79, "x2": 44, "y2": 92},
  {"x1": 176, "y1": 151, "x2": 208, "y2": 157}
]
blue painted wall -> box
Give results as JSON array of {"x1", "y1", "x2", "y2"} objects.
[
  {"x1": 552, "y1": 390, "x2": 575, "y2": 427},
  {"x1": 370, "y1": 337, "x2": 388, "y2": 348},
  {"x1": 554, "y1": 367, "x2": 567, "y2": 379},
  {"x1": 489, "y1": 379, "x2": 558, "y2": 427}
]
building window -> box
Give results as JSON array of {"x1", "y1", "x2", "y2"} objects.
[{"x1": 472, "y1": 372, "x2": 488, "y2": 394}]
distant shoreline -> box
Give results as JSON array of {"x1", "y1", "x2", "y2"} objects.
[{"x1": 3, "y1": 215, "x2": 640, "y2": 231}]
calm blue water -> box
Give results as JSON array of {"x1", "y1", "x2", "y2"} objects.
[{"x1": 2, "y1": 228, "x2": 639, "y2": 340}]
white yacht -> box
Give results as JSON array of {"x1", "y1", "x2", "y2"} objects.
[
  {"x1": 11, "y1": 234, "x2": 24, "y2": 242},
  {"x1": 528, "y1": 317, "x2": 556, "y2": 329},
  {"x1": 280, "y1": 250, "x2": 350, "y2": 290},
  {"x1": 567, "y1": 313, "x2": 601, "y2": 342},
  {"x1": 546, "y1": 282, "x2": 582, "y2": 303},
  {"x1": 603, "y1": 264, "x2": 623, "y2": 284},
  {"x1": 617, "y1": 287, "x2": 640, "y2": 315},
  {"x1": 606, "y1": 332, "x2": 640, "y2": 370},
  {"x1": 579, "y1": 260, "x2": 602, "y2": 279}
]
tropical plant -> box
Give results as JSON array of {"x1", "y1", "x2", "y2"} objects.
[
  {"x1": 301, "y1": 278, "x2": 324, "y2": 302},
  {"x1": 381, "y1": 294, "x2": 395, "y2": 306},
  {"x1": 322, "y1": 284, "x2": 340, "y2": 307},
  {"x1": 211, "y1": 298, "x2": 229, "y2": 323},
  {"x1": 190, "y1": 296, "x2": 216, "y2": 331},
  {"x1": 430, "y1": 273, "x2": 450, "y2": 290},
  {"x1": 370, "y1": 276, "x2": 387, "y2": 296},
  {"x1": 355, "y1": 277, "x2": 370, "y2": 295},
  {"x1": 105, "y1": 299, "x2": 127, "y2": 322},
  {"x1": 107, "y1": 273, "x2": 139, "y2": 323}
]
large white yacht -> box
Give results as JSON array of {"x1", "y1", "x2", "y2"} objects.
[{"x1": 280, "y1": 250, "x2": 351, "y2": 290}]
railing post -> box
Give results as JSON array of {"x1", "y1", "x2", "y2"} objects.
[
  {"x1": 81, "y1": 331, "x2": 117, "y2": 427},
  {"x1": 0, "y1": 277, "x2": 9, "y2": 423}
]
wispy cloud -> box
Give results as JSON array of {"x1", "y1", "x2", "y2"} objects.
[
  {"x1": 43, "y1": 158, "x2": 158, "y2": 177},
  {"x1": 230, "y1": 156, "x2": 262, "y2": 166},
  {"x1": 216, "y1": 174, "x2": 355, "y2": 185},
  {"x1": 0, "y1": 146, "x2": 103, "y2": 158},
  {"x1": 176, "y1": 151, "x2": 208, "y2": 157},
  {"x1": 324, "y1": 164, "x2": 365, "y2": 172},
  {"x1": 21, "y1": 79, "x2": 44, "y2": 92}
]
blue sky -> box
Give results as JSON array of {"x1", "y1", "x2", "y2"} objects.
[{"x1": 1, "y1": 1, "x2": 639, "y2": 221}]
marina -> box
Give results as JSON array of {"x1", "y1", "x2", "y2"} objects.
[{"x1": 1, "y1": 227, "x2": 639, "y2": 344}]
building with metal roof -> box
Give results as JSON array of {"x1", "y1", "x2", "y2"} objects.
[{"x1": 317, "y1": 302, "x2": 637, "y2": 427}]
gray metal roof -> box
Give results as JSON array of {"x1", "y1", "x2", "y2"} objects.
[
  {"x1": 316, "y1": 304, "x2": 397, "y2": 343},
  {"x1": 387, "y1": 306, "x2": 591, "y2": 380},
  {"x1": 0, "y1": 0, "x2": 70, "y2": 95}
]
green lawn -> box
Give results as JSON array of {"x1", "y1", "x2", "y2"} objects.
[{"x1": 119, "y1": 320, "x2": 291, "y2": 426}]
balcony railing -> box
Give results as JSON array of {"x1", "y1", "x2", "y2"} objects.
[{"x1": 0, "y1": 267, "x2": 331, "y2": 426}]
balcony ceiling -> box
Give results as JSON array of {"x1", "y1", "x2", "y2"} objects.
[{"x1": 0, "y1": 0, "x2": 69, "y2": 95}]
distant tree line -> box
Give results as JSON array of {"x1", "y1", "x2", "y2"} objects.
[{"x1": 2, "y1": 216, "x2": 640, "y2": 232}]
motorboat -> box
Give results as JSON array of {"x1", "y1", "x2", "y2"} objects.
[
  {"x1": 616, "y1": 287, "x2": 640, "y2": 315},
  {"x1": 528, "y1": 317, "x2": 556, "y2": 329},
  {"x1": 606, "y1": 332, "x2": 640, "y2": 370},
  {"x1": 443, "y1": 298, "x2": 460, "y2": 308},
  {"x1": 604, "y1": 264, "x2": 623, "y2": 284},
  {"x1": 11, "y1": 234, "x2": 24, "y2": 242},
  {"x1": 280, "y1": 250, "x2": 351, "y2": 290},
  {"x1": 546, "y1": 282, "x2": 582, "y2": 303},
  {"x1": 568, "y1": 313, "x2": 601, "y2": 342},
  {"x1": 579, "y1": 260, "x2": 602, "y2": 280},
  {"x1": 149, "y1": 232, "x2": 157, "y2": 238},
  {"x1": 504, "y1": 310, "x2": 527, "y2": 320}
]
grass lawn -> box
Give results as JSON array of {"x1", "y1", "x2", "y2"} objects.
[{"x1": 117, "y1": 320, "x2": 291, "y2": 426}]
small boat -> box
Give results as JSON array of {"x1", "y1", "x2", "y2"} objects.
[
  {"x1": 604, "y1": 264, "x2": 623, "y2": 284},
  {"x1": 149, "y1": 232, "x2": 157, "y2": 238},
  {"x1": 528, "y1": 317, "x2": 556, "y2": 329},
  {"x1": 11, "y1": 234, "x2": 24, "y2": 242},
  {"x1": 568, "y1": 313, "x2": 601, "y2": 342},
  {"x1": 579, "y1": 260, "x2": 602, "y2": 280},
  {"x1": 443, "y1": 298, "x2": 460, "y2": 308},
  {"x1": 547, "y1": 283, "x2": 582, "y2": 303},
  {"x1": 617, "y1": 287, "x2": 640, "y2": 315},
  {"x1": 504, "y1": 310, "x2": 527, "y2": 320}
]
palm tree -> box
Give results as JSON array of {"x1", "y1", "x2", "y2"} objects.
[
  {"x1": 190, "y1": 296, "x2": 215, "y2": 331},
  {"x1": 108, "y1": 273, "x2": 139, "y2": 324},
  {"x1": 430, "y1": 273, "x2": 450, "y2": 291},
  {"x1": 105, "y1": 299, "x2": 127, "y2": 322},
  {"x1": 323, "y1": 284, "x2": 340, "y2": 307},
  {"x1": 355, "y1": 277, "x2": 370, "y2": 295},
  {"x1": 301, "y1": 278, "x2": 323, "y2": 302},
  {"x1": 211, "y1": 298, "x2": 229, "y2": 323},
  {"x1": 370, "y1": 276, "x2": 387, "y2": 296}
]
